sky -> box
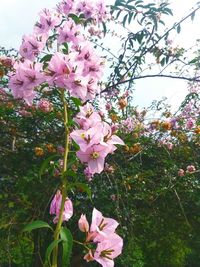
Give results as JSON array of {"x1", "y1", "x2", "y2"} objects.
[{"x1": 0, "y1": 0, "x2": 199, "y2": 111}]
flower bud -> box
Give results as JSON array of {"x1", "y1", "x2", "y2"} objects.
[{"x1": 78, "y1": 214, "x2": 89, "y2": 232}]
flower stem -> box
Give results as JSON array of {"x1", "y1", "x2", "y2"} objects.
[{"x1": 52, "y1": 89, "x2": 70, "y2": 267}]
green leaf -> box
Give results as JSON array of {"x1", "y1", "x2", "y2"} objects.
[
  {"x1": 70, "y1": 97, "x2": 82, "y2": 108},
  {"x1": 177, "y1": 24, "x2": 181, "y2": 34},
  {"x1": 189, "y1": 58, "x2": 199, "y2": 64},
  {"x1": 160, "y1": 57, "x2": 165, "y2": 67},
  {"x1": 63, "y1": 170, "x2": 77, "y2": 178},
  {"x1": 39, "y1": 154, "x2": 59, "y2": 179},
  {"x1": 45, "y1": 239, "x2": 62, "y2": 266},
  {"x1": 62, "y1": 42, "x2": 69, "y2": 54},
  {"x1": 128, "y1": 12, "x2": 134, "y2": 24},
  {"x1": 122, "y1": 14, "x2": 128, "y2": 27},
  {"x1": 23, "y1": 220, "x2": 53, "y2": 232},
  {"x1": 60, "y1": 227, "x2": 73, "y2": 267},
  {"x1": 102, "y1": 22, "x2": 107, "y2": 37},
  {"x1": 68, "y1": 13, "x2": 81, "y2": 24},
  {"x1": 40, "y1": 54, "x2": 53, "y2": 63}
]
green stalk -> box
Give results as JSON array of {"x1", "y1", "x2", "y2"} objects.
[{"x1": 52, "y1": 89, "x2": 70, "y2": 267}]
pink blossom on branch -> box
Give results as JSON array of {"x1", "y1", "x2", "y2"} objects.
[
  {"x1": 93, "y1": 233, "x2": 123, "y2": 267},
  {"x1": 9, "y1": 60, "x2": 44, "y2": 105},
  {"x1": 34, "y1": 8, "x2": 61, "y2": 34},
  {"x1": 77, "y1": 143, "x2": 110, "y2": 174},
  {"x1": 78, "y1": 208, "x2": 123, "y2": 267},
  {"x1": 19, "y1": 33, "x2": 47, "y2": 61},
  {"x1": 70, "y1": 123, "x2": 103, "y2": 152}
]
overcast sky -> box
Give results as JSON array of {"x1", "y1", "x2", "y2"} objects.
[{"x1": 0, "y1": 0, "x2": 199, "y2": 110}]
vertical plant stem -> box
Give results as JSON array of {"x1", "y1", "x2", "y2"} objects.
[{"x1": 52, "y1": 89, "x2": 70, "y2": 267}]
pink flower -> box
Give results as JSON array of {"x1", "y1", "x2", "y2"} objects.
[
  {"x1": 46, "y1": 52, "x2": 71, "y2": 87},
  {"x1": 186, "y1": 118, "x2": 195, "y2": 129},
  {"x1": 76, "y1": 43, "x2": 104, "y2": 80},
  {"x1": 178, "y1": 169, "x2": 185, "y2": 177},
  {"x1": 105, "y1": 103, "x2": 112, "y2": 111},
  {"x1": 0, "y1": 56, "x2": 13, "y2": 68},
  {"x1": 37, "y1": 99, "x2": 53, "y2": 112},
  {"x1": 84, "y1": 233, "x2": 123, "y2": 267},
  {"x1": 166, "y1": 142, "x2": 173, "y2": 150},
  {"x1": 19, "y1": 33, "x2": 47, "y2": 60},
  {"x1": 58, "y1": 18, "x2": 82, "y2": 45},
  {"x1": 66, "y1": 72, "x2": 89, "y2": 100},
  {"x1": 78, "y1": 214, "x2": 89, "y2": 232},
  {"x1": 76, "y1": 1, "x2": 94, "y2": 19},
  {"x1": 84, "y1": 167, "x2": 94, "y2": 181},
  {"x1": 70, "y1": 123, "x2": 103, "y2": 152},
  {"x1": 90, "y1": 208, "x2": 119, "y2": 242},
  {"x1": 75, "y1": 103, "x2": 102, "y2": 130},
  {"x1": 93, "y1": 233, "x2": 123, "y2": 267},
  {"x1": 77, "y1": 143, "x2": 110, "y2": 174},
  {"x1": 186, "y1": 165, "x2": 196, "y2": 173},
  {"x1": 34, "y1": 8, "x2": 61, "y2": 34},
  {"x1": 103, "y1": 122, "x2": 124, "y2": 153},
  {"x1": 57, "y1": 0, "x2": 74, "y2": 15},
  {"x1": 9, "y1": 60, "x2": 44, "y2": 105},
  {"x1": 50, "y1": 190, "x2": 73, "y2": 224}
]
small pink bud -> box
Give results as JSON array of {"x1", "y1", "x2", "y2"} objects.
[
  {"x1": 178, "y1": 169, "x2": 185, "y2": 177},
  {"x1": 78, "y1": 214, "x2": 89, "y2": 232}
]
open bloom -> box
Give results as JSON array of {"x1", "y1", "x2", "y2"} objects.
[
  {"x1": 19, "y1": 33, "x2": 47, "y2": 60},
  {"x1": 93, "y1": 233, "x2": 123, "y2": 267},
  {"x1": 50, "y1": 190, "x2": 73, "y2": 224},
  {"x1": 77, "y1": 143, "x2": 110, "y2": 174},
  {"x1": 74, "y1": 103, "x2": 102, "y2": 130},
  {"x1": 9, "y1": 60, "x2": 44, "y2": 105},
  {"x1": 89, "y1": 208, "x2": 119, "y2": 242},
  {"x1": 70, "y1": 123, "x2": 103, "y2": 152},
  {"x1": 46, "y1": 52, "x2": 71, "y2": 87}
]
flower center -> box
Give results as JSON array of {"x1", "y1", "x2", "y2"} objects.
[
  {"x1": 90, "y1": 151, "x2": 99, "y2": 159},
  {"x1": 100, "y1": 249, "x2": 114, "y2": 259},
  {"x1": 80, "y1": 133, "x2": 85, "y2": 139}
]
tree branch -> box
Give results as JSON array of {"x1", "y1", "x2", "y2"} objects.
[{"x1": 102, "y1": 74, "x2": 200, "y2": 94}]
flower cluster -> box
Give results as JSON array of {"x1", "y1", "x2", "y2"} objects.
[
  {"x1": 9, "y1": 0, "x2": 109, "y2": 105},
  {"x1": 178, "y1": 165, "x2": 197, "y2": 176},
  {"x1": 57, "y1": 0, "x2": 110, "y2": 23},
  {"x1": 70, "y1": 103, "x2": 124, "y2": 175},
  {"x1": 78, "y1": 208, "x2": 123, "y2": 267}
]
